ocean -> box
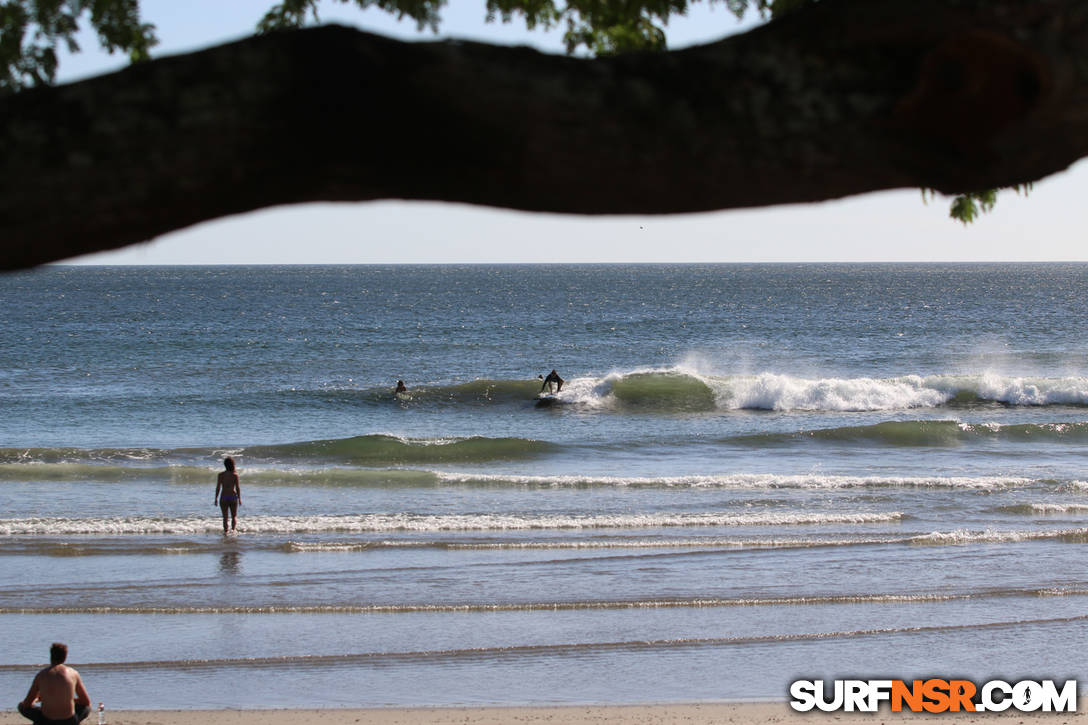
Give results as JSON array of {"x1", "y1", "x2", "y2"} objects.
[{"x1": 1, "y1": 263, "x2": 1086, "y2": 709}]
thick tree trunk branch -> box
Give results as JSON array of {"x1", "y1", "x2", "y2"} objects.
[{"x1": 2, "y1": 0, "x2": 1086, "y2": 268}]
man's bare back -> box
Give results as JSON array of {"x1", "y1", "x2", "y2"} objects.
[
  {"x1": 29, "y1": 664, "x2": 87, "y2": 719},
  {"x1": 19, "y1": 643, "x2": 90, "y2": 725},
  {"x1": 20, "y1": 664, "x2": 90, "y2": 725}
]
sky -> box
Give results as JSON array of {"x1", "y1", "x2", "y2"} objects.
[{"x1": 53, "y1": 0, "x2": 1088, "y2": 264}]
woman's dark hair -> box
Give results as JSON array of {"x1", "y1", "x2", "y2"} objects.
[{"x1": 224, "y1": 457, "x2": 235, "y2": 472}]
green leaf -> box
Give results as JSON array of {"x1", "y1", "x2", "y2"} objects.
[{"x1": 1, "y1": 0, "x2": 156, "y2": 91}]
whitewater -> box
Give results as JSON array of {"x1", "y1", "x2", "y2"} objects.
[{"x1": 2, "y1": 263, "x2": 1088, "y2": 708}]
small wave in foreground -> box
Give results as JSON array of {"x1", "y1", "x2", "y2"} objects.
[
  {"x1": 736, "y1": 420, "x2": 1088, "y2": 447},
  {"x1": 0, "y1": 434, "x2": 554, "y2": 469},
  {"x1": 3, "y1": 594, "x2": 1086, "y2": 618},
  {"x1": 0, "y1": 511, "x2": 904, "y2": 536}
]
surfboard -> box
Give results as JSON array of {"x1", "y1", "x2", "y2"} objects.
[{"x1": 535, "y1": 393, "x2": 559, "y2": 408}]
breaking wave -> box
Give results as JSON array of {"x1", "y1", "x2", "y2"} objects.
[
  {"x1": 430, "y1": 472, "x2": 1032, "y2": 490},
  {"x1": 0, "y1": 511, "x2": 903, "y2": 536},
  {"x1": 909, "y1": 527, "x2": 1088, "y2": 545},
  {"x1": 228, "y1": 369, "x2": 1088, "y2": 414},
  {"x1": 996, "y1": 503, "x2": 1088, "y2": 515},
  {"x1": 504, "y1": 369, "x2": 1088, "y2": 412}
]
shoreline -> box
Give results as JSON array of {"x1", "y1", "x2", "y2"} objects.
[{"x1": 4, "y1": 701, "x2": 1087, "y2": 725}]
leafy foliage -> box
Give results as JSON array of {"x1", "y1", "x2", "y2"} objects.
[
  {"x1": 1, "y1": 0, "x2": 790, "y2": 87},
  {"x1": 484, "y1": 1, "x2": 727, "y2": 55},
  {"x1": 924, "y1": 185, "x2": 1031, "y2": 224},
  {"x1": 949, "y1": 190, "x2": 998, "y2": 225},
  {"x1": 257, "y1": 0, "x2": 798, "y2": 55},
  {"x1": 0, "y1": 0, "x2": 155, "y2": 91},
  {"x1": 257, "y1": 0, "x2": 447, "y2": 34}
]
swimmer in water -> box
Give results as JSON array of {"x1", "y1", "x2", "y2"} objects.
[{"x1": 214, "y1": 457, "x2": 241, "y2": 533}]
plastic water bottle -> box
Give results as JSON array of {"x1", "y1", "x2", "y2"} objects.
[{"x1": 97, "y1": 703, "x2": 104, "y2": 725}]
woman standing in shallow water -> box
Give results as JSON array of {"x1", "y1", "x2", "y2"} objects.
[{"x1": 214, "y1": 457, "x2": 241, "y2": 533}]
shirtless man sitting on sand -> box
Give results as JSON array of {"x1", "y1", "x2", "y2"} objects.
[{"x1": 18, "y1": 643, "x2": 91, "y2": 725}]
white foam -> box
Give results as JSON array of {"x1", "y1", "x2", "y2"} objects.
[
  {"x1": 435, "y1": 471, "x2": 1030, "y2": 490},
  {"x1": 1028, "y1": 503, "x2": 1088, "y2": 514},
  {"x1": 559, "y1": 366, "x2": 1088, "y2": 411},
  {"x1": 929, "y1": 372, "x2": 1088, "y2": 406},
  {"x1": 910, "y1": 527, "x2": 1088, "y2": 545},
  {"x1": 0, "y1": 511, "x2": 903, "y2": 536},
  {"x1": 283, "y1": 541, "x2": 376, "y2": 552},
  {"x1": 282, "y1": 535, "x2": 908, "y2": 552},
  {"x1": 718, "y1": 373, "x2": 949, "y2": 411}
]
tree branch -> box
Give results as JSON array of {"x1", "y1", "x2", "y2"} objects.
[{"x1": 3, "y1": 0, "x2": 1086, "y2": 268}]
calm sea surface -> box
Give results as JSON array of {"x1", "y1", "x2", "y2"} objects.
[{"x1": 1, "y1": 264, "x2": 1087, "y2": 708}]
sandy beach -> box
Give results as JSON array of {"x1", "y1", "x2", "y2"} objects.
[{"x1": 3, "y1": 702, "x2": 1087, "y2": 725}]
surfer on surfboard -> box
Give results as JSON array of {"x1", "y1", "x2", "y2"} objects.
[{"x1": 539, "y1": 370, "x2": 564, "y2": 394}]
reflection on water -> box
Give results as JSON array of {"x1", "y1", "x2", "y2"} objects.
[{"x1": 218, "y1": 550, "x2": 241, "y2": 576}]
